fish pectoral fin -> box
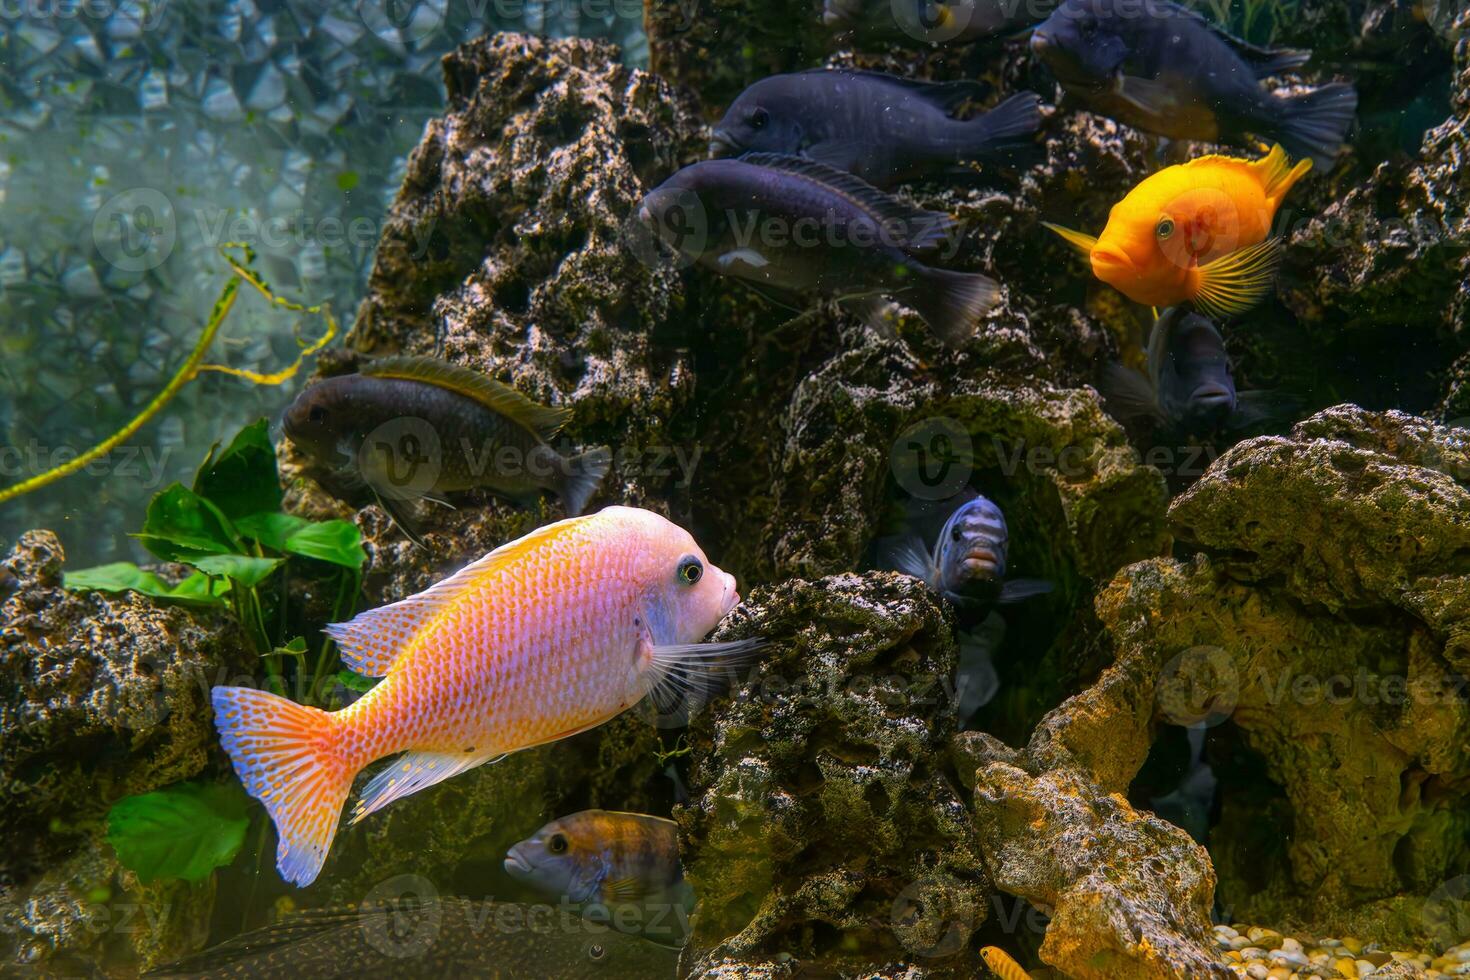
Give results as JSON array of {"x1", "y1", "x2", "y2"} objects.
[
  {"x1": 1192, "y1": 238, "x2": 1282, "y2": 318},
  {"x1": 1041, "y1": 222, "x2": 1098, "y2": 258},
  {"x1": 642, "y1": 638, "x2": 767, "y2": 723},
  {"x1": 603, "y1": 876, "x2": 651, "y2": 904},
  {"x1": 369, "y1": 486, "x2": 430, "y2": 550},
  {"x1": 997, "y1": 578, "x2": 1054, "y2": 603},
  {"x1": 1098, "y1": 361, "x2": 1164, "y2": 422},
  {"x1": 716, "y1": 248, "x2": 770, "y2": 271},
  {"x1": 350, "y1": 749, "x2": 506, "y2": 825},
  {"x1": 879, "y1": 534, "x2": 938, "y2": 584},
  {"x1": 839, "y1": 294, "x2": 896, "y2": 337},
  {"x1": 1111, "y1": 72, "x2": 1186, "y2": 120}
]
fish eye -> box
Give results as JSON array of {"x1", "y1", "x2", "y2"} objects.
[
  {"x1": 548, "y1": 832, "x2": 568, "y2": 854},
  {"x1": 677, "y1": 555, "x2": 703, "y2": 585},
  {"x1": 950, "y1": 525, "x2": 963, "y2": 542},
  {"x1": 588, "y1": 943, "x2": 607, "y2": 962},
  {"x1": 749, "y1": 107, "x2": 769, "y2": 129},
  {"x1": 308, "y1": 405, "x2": 327, "y2": 423},
  {"x1": 1156, "y1": 216, "x2": 1176, "y2": 240}
]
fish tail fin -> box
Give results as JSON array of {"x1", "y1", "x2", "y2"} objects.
[
  {"x1": 1041, "y1": 222, "x2": 1099, "y2": 258},
  {"x1": 559, "y1": 445, "x2": 612, "y2": 517},
  {"x1": 211, "y1": 686, "x2": 353, "y2": 887},
  {"x1": 907, "y1": 267, "x2": 1002, "y2": 347},
  {"x1": 966, "y1": 91, "x2": 1044, "y2": 167},
  {"x1": 1266, "y1": 83, "x2": 1356, "y2": 173}
]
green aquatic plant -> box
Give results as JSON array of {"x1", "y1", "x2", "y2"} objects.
[
  {"x1": 0, "y1": 243, "x2": 336, "y2": 508},
  {"x1": 105, "y1": 781, "x2": 250, "y2": 885},
  {"x1": 64, "y1": 417, "x2": 366, "y2": 708}
]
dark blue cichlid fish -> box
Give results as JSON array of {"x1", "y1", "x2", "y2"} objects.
[
  {"x1": 884, "y1": 494, "x2": 1052, "y2": 609},
  {"x1": 636, "y1": 154, "x2": 1001, "y2": 346},
  {"x1": 284, "y1": 356, "x2": 611, "y2": 547},
  {"x1": 1100, "y1": 307, "x2": 1293, "y2": 434},
  {"x1": 1030, "y1": 0, "x2": 1357, "y2": 169},
  {"x1": 710, "y1": 70, "x2": 1043, "y2": 188}
]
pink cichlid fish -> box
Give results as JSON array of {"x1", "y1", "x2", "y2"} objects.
[{"x1": 212, "y1": 506, "x2": 753, "y2": 887}]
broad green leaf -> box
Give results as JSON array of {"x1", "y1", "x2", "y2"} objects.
[
  {"x1": 284, "y1": 520, "x2": 365, "y2": 570},
  {"x1": 193, "y1": 419, "x2": 282, "y2": 522},
  {"x1": 136, "y1": 484, "x2": 241, "y2": 562},
  {"x1": 106, "y1": 782, "x2": 250, "y2": 884},
  {"x1": 235, "y1": 511, "x2": 311, "y2": 551},
  {"x1": 191, "y1": 554, "x2": 284, "y2": 587},
  {"x1": 64, "y1": 563, "x2": 230, "y2": 607}
]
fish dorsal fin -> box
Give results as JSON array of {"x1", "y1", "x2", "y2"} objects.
[
  {"x1": 361, "y1": 355, "x2": 569, "y2": 441},
  {"x1": 1157, "y1": 0, "x2": 1312, "y2": 77},
  {"x1": 325, "y1": 516, "x2": 584, "y2": 676},
  {"x1": 737, "y1": 152, "x2": 957, "y2": 254},
  {"x1": 1251, "y1": 144, "x2": 1313, "y2": 202},
  {"x1": 795, "y1": 67, "x2": 989, "y2": 114}
]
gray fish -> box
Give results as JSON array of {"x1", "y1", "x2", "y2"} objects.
[
  {"x1": 884, "y1": 494, "x2": 1052, "y2": 610},
  {"x1": 1030, "y1": 0, "x2": 1357, "y2": 169},
  {"x1": 710, "y1": 70, "x2": 1043, "y2": 188},
  {"x1": 636, "y1": 154, "x2": 1001, "y2": 346},
  {"x1": 1100, "y1": 307, "x2": 1290, "y2": 434},
  {"x1": 505, "y1": 809, "x2": 690, "y2": 945},
  {"x1": 147, "y1": 898, "x2": 679, "y2": 979},
  {"x1": 284, "y1": 356, "x2": 611, "y2": 546}
]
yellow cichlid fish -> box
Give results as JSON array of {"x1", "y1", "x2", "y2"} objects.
[
  {"x1": 1043, "y1": 144, "x2": 1311, "y2": 317},
  {"x1": 212, "y1": 506, "x2": 754, "y2": 887}
]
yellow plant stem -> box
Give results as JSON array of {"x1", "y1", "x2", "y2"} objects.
[{"x1": 0, "y1": 243, "x2": 336, "y2": 506}]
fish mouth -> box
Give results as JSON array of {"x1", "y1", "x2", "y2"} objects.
[
  {"x1": 708, "y1": 130, "x2": 740, "y2": 158},
  {"x1": 719, "y1": 572, "x2": 740, "y2": 617},
  {"x1": 1190, "y1": 384, "x2": 1235, "y2": 414},
  {"x1": 503, "y1": 846, "x2": 533, "y2": 879},
  {"x1": 957, "y1": 549, "x2": 1002, "y2": 579},
  {"x1": 1029, "y1": 29, "x2": 1052, "y2": 55},
  {"x1": 1090, "y1": 243, "x2": 1136, "y2": 283}
]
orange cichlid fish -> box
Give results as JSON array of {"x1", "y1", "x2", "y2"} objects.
[
  {"x1": 1043, "y1": 144, "x2": 1311, "y2": 317},
  {"x1": 212, "y1": 506, "x2": 755, "y2": 887}
]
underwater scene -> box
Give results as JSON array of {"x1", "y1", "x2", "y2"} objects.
[{"x1": 2, "y1": 0, "x2": 1470, "y2": 976}]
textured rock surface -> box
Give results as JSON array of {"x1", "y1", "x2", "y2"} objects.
[
  {"x1": 1081, "y1": 407, "x2": 1470, "y2": 945},
  {"x1": 972, "y1": 762, "x2": 1231, "y2": 980},
  {"x1": 678, "y1": 573, "x2": 988, "y2": 978},
  {"x1": 0, "y1": 532, "x2": 253, "y2": 969}
]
